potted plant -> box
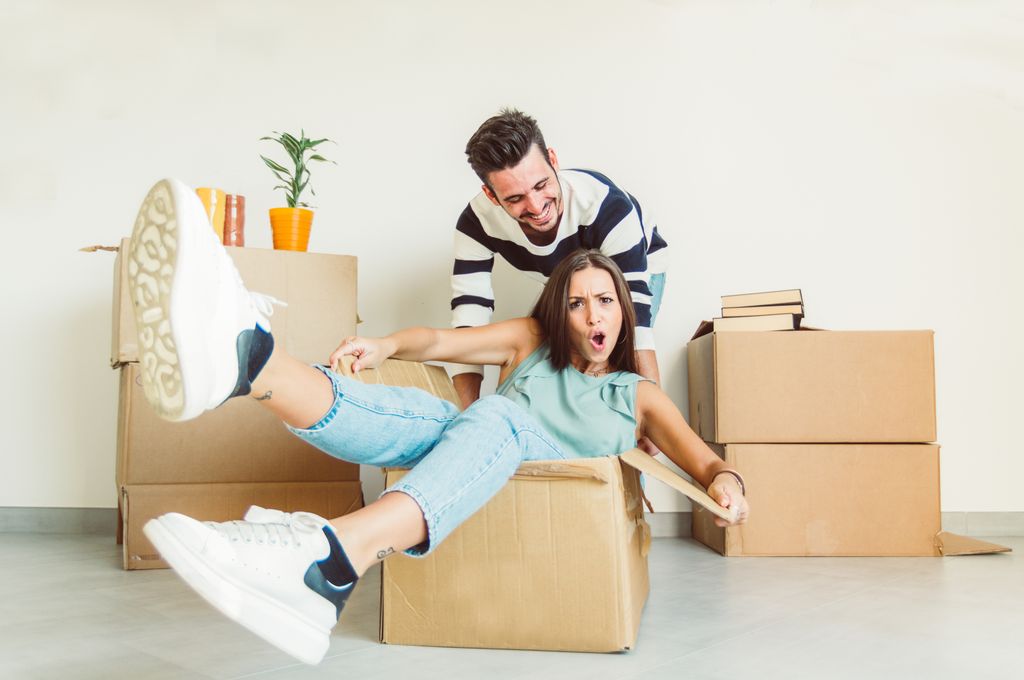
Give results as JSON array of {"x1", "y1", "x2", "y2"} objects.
[{"x1": 260, "y1": 130, "x2": 335, "y2": 251}]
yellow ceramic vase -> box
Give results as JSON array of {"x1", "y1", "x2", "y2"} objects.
[
  {"x1": 269, "y1": 207, "x2": 314, "y2": 251},
  {"x1": 195, "y1": 187, "x2": 226, "y2": 241}
]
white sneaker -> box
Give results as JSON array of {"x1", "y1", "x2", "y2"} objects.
[
  {"x1": 127, "y1": 178, "x2": 280, "y2": 421},
  {"x1": 143, "y1": 509, "x2": 358, "y2": 665}
]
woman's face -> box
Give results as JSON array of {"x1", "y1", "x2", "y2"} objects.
[{"x1": 566, "y1": 267, "x2": 624, "y2": 369}]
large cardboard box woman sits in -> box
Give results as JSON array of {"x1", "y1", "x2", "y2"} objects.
[{"x1": 126, "y1": 179, "x2": 748, "y2": 665}]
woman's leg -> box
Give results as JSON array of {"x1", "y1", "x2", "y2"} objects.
[{"x1": 247, "y1": 346, "x2": 335, "y2": 429}]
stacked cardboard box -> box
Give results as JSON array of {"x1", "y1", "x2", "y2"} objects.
[
  {"x1": 110, "y1": 238, "x2": 365, "y2": 569},
  {"x1": 342, "y1": 359, "x2": 726, "y2": 652},
  {"x1": 686, "y1": 327, "x2": 1008, "y2": 556}
]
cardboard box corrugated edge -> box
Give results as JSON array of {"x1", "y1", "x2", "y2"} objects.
[
  {"x1": 686, "y1": 331, "x2": 715, "y2": 444},
  {"x1": 378, "y1": 456, "x2": 649, "y2": 652},
  {"x1": 619, "y1": 455, "x2": 651, "y2": 650},
  {"x1": 111, "y1": 242, "x2": 133, "y2": 367},
  {"x1": 691, "y1": 443, "x2": 1009, "y2": 557},
  {"x1": 120, "y1": 481, "x2": 364, "y2": 570}
]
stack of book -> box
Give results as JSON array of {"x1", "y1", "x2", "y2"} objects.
[{"x1": 713, "y1": 288, "x2": 803, "y2": 331}]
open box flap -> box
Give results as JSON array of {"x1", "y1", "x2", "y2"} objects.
[
  {"x1": 935, "y1": 531, "x2": 1011, "y2": 556},
  {"x1": 619, "y1": 449, "x2": 737, "y2": 522}
]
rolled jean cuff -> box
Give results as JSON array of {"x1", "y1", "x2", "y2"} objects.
[
  {"x1": 285, "y1": 364, "x2": 343, "y2": 435},
  {"x1": 380, "y1": 485, "x2": 435, "y2": 557}
]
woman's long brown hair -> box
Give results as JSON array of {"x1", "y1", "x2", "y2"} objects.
[{"x1": 531, "y1": 249, "x2": 638, "y2": 374}]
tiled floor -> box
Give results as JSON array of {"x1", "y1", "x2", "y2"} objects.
[{"x1": 1, "y1": 534, "x2": 1020, "y2": 679}]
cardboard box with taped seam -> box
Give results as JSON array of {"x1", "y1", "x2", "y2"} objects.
[{"x1": 343, "y1": 358, "x2": 729, "y2": 652}]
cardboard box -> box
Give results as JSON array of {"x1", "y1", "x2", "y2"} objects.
[
  {"x1": 687, "y1": 330, "x2": 937, "y2": 443},
  {"x1": 691, "y1": 443, "x2": 1009, "y2": 557},
  {"x1": 111, "y1": 237, "x2": 358, "y2": 367},
  {"x1": 382, "y1": 457, "x2": 650, "y2": 652},
  {"x1": 117, "y1": 363, "x2": 359, "y2": 486},
  {"x1": 111, "y1": 239, "x2": 363, "y2": 569},
  {"x1": 339, "y1": 359, "x2": 729, "y2": 652},
  {"x1": 119, "y1": 481, "x2": 363, "y2": 570}
]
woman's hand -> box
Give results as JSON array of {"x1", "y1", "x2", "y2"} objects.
[
  {"x1": 329, "y1": 336, "x2": 396, "y2": 373},
  {"x1": 708, "y1": 473, "x2": 750, "y2": 527}
]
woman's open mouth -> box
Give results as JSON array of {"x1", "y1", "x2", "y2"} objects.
[{"x1": 589, "y1": 332, "x2": 607, "y2": 352}]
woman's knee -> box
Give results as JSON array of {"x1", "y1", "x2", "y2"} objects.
[
  {"x1": 466, "y1": 394, "x2": 520, "y2": 420},
  {"x1": 462, "y1": 395, "x2": 540, "y2": 433}
]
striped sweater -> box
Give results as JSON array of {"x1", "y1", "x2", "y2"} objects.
[{"x1": 451, "y1": 169, "x2": 668, "y2": 374}]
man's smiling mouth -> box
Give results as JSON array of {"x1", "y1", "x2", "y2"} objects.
[{"x1": 525, "y1": 202, "x2": 551, "y2": 224}]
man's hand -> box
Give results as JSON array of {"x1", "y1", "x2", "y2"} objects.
[
  {"x1": 453, "y1": 372, "x2": 482, "y2": 411},
  {"x1": 637, "y1": 435, "x2": 659, "y2": 456},
  {"x1": 707, "y1": 473, "x2": 750, "y2": 527}
]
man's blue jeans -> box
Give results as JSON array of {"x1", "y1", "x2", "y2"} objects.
[
  {"x1": 649, "y1": 272, "x2": 666, "y2": 325},
  {"x1": 287, "y1": 366, "x2": 567, "y2": 556}
]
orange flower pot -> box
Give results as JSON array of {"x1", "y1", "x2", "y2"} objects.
[{"x1": 269, "y1": 207, "x2": 314, "y2": 252}]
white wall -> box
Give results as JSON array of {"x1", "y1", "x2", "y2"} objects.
[{"x1": 2, "y1": 1, "x2": 1021, "y2": 512}]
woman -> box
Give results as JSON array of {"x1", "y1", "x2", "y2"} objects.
[{"x1": 129, "y1": 179, "x2": 749, "y2": 666}]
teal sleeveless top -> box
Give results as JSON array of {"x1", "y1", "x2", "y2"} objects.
[{"x1": 496, "y1": 342, "x2": 648, "y2": 458}]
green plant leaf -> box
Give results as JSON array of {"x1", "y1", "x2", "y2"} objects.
[
  {"x1": 260, "y1": 155, "x2": 291, "y2": 175},
  {"x1": 280, "y1": 132, "x2": 301, "y2": 154}
]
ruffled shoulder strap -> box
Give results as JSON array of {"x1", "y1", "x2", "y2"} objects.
[{"x1": 600, "y1": 371, "x2": 647, "y2": 420}]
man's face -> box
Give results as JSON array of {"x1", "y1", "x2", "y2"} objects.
[{"x1": 482, "y1": 145, "x2": 563, "y2": 243}]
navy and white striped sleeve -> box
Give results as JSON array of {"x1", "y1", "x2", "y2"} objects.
[{"x1": 450, "y1": 205, "x2": 495, "y2": 376}]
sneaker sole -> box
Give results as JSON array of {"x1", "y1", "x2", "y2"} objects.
[
  {"x1": 128, "y1": 179, "x2": 242, "y2": 421},
  {"x1": 144, "y1": 517, "x2": 331, "y2": 665},
  {"x1": 127, "y1": 179, "x2": 187, "y2": 420}
]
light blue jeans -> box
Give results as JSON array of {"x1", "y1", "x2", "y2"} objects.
[
  {"x1": 287, "y1": 366, "x2": 567, "y2": 556},
  {"x1": 649, "y1": 272, "x2": 666, "y2": 326}
]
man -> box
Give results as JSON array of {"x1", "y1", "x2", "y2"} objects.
[{"x1": 451, "y1": 108, "x2": 669, "y2": 415}]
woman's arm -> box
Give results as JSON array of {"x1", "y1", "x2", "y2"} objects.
[
  {"x1": 329, "y1": 317, "x2": 543, "y2": 373},
  {"x1": 635, "y1": 381, "x2": 749, "y2": 526}
]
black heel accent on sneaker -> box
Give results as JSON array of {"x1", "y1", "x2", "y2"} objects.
[
  {"x1": 303, "y1": 527, "x2": 359, "y2": 620},
  {"x1": 225, "y1": 326, "x2": 275, "y2": 400}
]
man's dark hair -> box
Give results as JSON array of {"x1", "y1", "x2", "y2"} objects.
[
  {"x1": 465, "y1": 108, "x2": 549, "y2": 186},
  {"x1": 531, "y1": 249, "x2": 638, "y2": 374}
]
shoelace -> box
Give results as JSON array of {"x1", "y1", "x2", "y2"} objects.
[
  {"x1": 250, "y1": 291, "x2": 287, "y2": 318},
  {"x1": 209, "y1": 520, "x2": 306, "y2": 548}
]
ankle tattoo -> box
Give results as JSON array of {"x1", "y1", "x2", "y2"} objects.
[
  {"x1": 375, "y1": 547, "x2": 395, "y2": 561},
  {"x1": 254, "y1": 390, "x2": 273, "y2": 401}
]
